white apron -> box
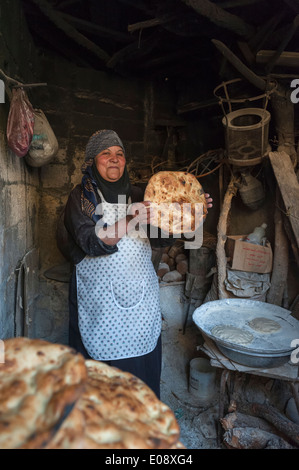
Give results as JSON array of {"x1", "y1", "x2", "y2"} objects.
[{"x1": 76, "y1": 191, "x2": 162, "y2": 361}]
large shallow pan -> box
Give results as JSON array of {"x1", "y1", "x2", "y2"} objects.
[{"x1": 192, "y1": 299, "x2": 299, "y2": 368}]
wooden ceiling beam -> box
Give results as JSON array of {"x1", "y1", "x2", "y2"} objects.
[
  {"x1": 128, "y1": 14, "x2": 177, "y2": 33},
  {"x1": 59, "y1": 12, "x2": 134, "y2": 43},
  {"x1": 27, "y1": 20, "x2": 93, "y2": 67},
  {"x1": 256, "y1": 50, "x2": 299, "y2": 68},
  {"x1": 211, "y1": 39, "x2": 267, "y2": 90},
  {"x1": 28, "y1": 0, "x2": 110, "y2": 63},
  {"x1": 248, "y1": 12, "x2": 286, "y2": 52},
  {"x1": 180, "y1": 0, "x2": 255, "y2": 39},
  {"x1": 106, "y1": 33, "x2": 160, "y2": 69}
]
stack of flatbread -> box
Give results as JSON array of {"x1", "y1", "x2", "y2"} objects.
[
  {"x1": 0, "y1": 338, "x2": 184, "y2": 449},
  {"x1": 144, "y1": 171, "x2": 208, "y2": 234}
]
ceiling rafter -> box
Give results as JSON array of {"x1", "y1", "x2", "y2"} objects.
[
  {"x1": 21, "y1": 0, "x2": 299, "y2": 81},
  {"x1": 28, "y1": 0, "x2": 110, "y2": 63},
  {"x1": 180, "y1": 0, "x2": 255, "y2": 39},
  {"x1": 59, "y1": 12, "x2": 134, "y2": 43},
  {"x1": 127, "y1": 14, "x2": 178, "y2": 34},
  {"x1": 106, "y1": 32, "x2": 161, "y2": 69}
]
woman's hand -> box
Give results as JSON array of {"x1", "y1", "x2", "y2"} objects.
[
  {"x1": 127, "y1": 201, "x2": 155, "y2": 226},
  {"x1": 205, "y1": 193, "x2": 213, "y2": 212},
  {"x1": 128, "y1": 195, "x2": 213, "y2": 230},
  {"x1": 97, "y1": 195, "x2": 213, "y2": 245},
  {"x1": 96, "y1": 202, "x2": 154, "y2": 245}
]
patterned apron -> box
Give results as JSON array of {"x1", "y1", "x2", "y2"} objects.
[{"x1": 76, "y1": 191, "x2": 162, "y2": 361}]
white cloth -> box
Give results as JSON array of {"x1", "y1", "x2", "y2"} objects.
[{"x1": 76, "y1": 191, "x2": 161, "y2": 360}]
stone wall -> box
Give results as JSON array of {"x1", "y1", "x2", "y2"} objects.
[{"x1": 0, "y1": 0, "x2": 41, "y2": 339}]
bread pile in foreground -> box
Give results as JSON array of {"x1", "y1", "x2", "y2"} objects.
[{"x1": 0, "y1": 338, "x2": 184, "y2": 449}]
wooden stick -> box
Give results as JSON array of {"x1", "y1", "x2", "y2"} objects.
[
  {"x1": 60, "y1": 12, "x2": 133, "y2": 43},
  {"x1": 211, "y1": 39, "x2": 268, "y2": 91},
  {"x1": 269, "y1": 151, "x2": 299, "y2": 248},
  {"x1": 266, "y1": 187, "x2": 289, "y2": 306},
  {"x1": 217, "y1": 369, "x2": 230, "y2": 445},
  {"x1": 221, "y1": 411, "x2": 276, "y2": 433},
  {"x1": 223, "y1": 425, "x2": 294, "y2": 448},
  {"x1": 216, "y1": 174, "x2": 239, "y2": 299},
  {"x1": 106, "y1": 34, "x2": 159, "y2": 69},
  {"x1": 0, "y1": 68, "x2": 47, "y2": 103},
  {"x1": 128, "y1": 14, "x2": 177, "y2": 33},
  {"x1": 237, "y1": 401, "x2": 299, "y2": 447},
  {"x1": 257, "y1": 50, "x2": 299, "y2": 68}
]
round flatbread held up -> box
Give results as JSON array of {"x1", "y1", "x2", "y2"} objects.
[{"x1": 144, "y1": 171, "x2": 208, "y2": 234}]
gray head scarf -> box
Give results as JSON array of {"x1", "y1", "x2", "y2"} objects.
[
  {"x1": 85, "y1": 129, "x2": 125, "y2": 161},
  {"x1": 84, "y1": 129, "x2": 131, "y2": 204}
]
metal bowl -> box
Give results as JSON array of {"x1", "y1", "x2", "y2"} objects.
[
  {"x1": 216, "y1": 342, "x2": 291, "y2": 368},
  {"x1": 193, "y1": 299, "x2": 299, "y2": 368}
]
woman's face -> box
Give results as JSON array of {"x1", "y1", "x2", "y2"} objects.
[{"x1": 94, "y1": 146, "x2": 126, "y2": 182}]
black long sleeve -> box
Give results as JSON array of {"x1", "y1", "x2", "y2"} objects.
[{"x1": 63, "y1": 184, "x2": 118, "y2": 264}]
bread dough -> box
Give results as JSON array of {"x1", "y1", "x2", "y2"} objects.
[
  {"x1": 248, "y1": 317, "x2": 281, "y2": 334},
  {"x1": 211, "y1": 325, "x2": 254, "y2": 345}
]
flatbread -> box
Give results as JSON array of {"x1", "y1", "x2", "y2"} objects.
[
  {"x1": 46, "y1": 360, "x2": 181, "y2": 449},
  {"x1": 0, "y1": 340, "x2": 183, "y2": 449},
  {"x1": 0, "y1": 337, "x2": 87, "y2": 449},
  {"x1": 248, "y1": 317, "x2": 281, "y2": 334},
  {"x1": 144, "y1": 171, "x2": 208, "y2": 234},
  {"x1": 211, "y1": 325, "x2": 254, "y2": 345}
]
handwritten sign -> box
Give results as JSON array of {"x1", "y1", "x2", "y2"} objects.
[{"x1": 226, "y1": 236, "x2": 273, "y2": 273}]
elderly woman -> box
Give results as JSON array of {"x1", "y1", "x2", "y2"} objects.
[{"x1": 62, "y1": 129, "x2": 212, "y2": 398}]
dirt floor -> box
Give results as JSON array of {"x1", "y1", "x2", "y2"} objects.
[
  {"x1": 160, "y1": 379, "x2": 223, "y2": 449},
  {"x1": 159, "y1": 282, "x2": 224, "y2": 449}
]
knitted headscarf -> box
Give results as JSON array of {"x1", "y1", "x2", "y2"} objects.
[
  {"x1": 81, "y1": 130, "x2": 131, "y2": 222},
  {"x1": 85, "y1": 129, "x2": 125, "y2": 161}
]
